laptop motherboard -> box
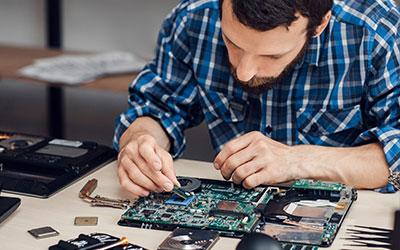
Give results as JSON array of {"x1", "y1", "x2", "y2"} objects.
[{"x1": 118, "y1": 177, "x2": 357, "y2": 248}]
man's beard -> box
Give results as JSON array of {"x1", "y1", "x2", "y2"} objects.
[{"x1": 230, "y1": 38, "x2": 311, "y2": 94}]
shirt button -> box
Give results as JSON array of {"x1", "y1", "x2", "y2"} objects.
[
  {"x1": 266, "y1": 125, "x2": 273, "y2": 135},
  {"x1": 310, "y1": 124, "x2": 319, "y2": 133}
]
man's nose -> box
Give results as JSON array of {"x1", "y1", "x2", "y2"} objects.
[{"x1": 236, "y1": 54, "x2": 257, "y2": 82}]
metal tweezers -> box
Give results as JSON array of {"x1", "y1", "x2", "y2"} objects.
[{"x1": 342, "y1": 225, "x2": 393, "y2": 249}]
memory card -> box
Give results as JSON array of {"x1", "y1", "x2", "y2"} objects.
[
  {"x1": 28, "y1": 226, "x2": 59, "y2": 239},
  {"x1": 74, "y1": 216, "x2": 98, "y2": 226}
]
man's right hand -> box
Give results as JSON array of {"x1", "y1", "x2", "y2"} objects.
[{"x1": 117, "y1": 118, "x2": 180, "y2": 198}]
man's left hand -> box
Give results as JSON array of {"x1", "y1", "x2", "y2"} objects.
[{"x1": 214, "y1": 131, "x2": 299, "y2": 189}]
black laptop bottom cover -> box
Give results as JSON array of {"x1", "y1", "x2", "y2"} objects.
[
  {"x1": 0, "y1": 131, "x2": 117, "y2": 198},
  {"x1": 0, "y1": 196, "x2": 21, "y2": 224}
]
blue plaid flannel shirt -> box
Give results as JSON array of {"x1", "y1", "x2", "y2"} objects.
[{"x1": 114, "y1": 0, "x2": 400, "y2": 192}]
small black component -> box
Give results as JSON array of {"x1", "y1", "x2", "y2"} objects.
[
  {"x1": 28, "y1": 226, "x2": 59, "y2": 239},
  {"x1": 255, "y1": 204, "x2": 267, "y2": 216},
  {"x1": 209, "y1": 209, "x2": 247, "y2": 219},
  {"x1": 177, "y1": 177, "x2": 202, "y2": 193},
  {"x1": 161, "y1": 214, "x2": 173, "y2": 218},
  {"x1": 142, "y1": 210, "x2": 156, "y2": 216},
  {"x1": 329, "y1": 213, "x2": 342, "y2": 223}
]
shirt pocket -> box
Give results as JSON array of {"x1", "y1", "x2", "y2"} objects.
[
  {"x1": 206, "y1": 91, "x2": 248, "y2": 123},
  {"x1": 221, "y1": 99, "x2": 248, "y2": 122},
  {"x1": 296, "y1": 105, "x2": 364, "y2": 146}
]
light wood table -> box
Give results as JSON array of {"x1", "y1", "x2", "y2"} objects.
[{"x1": 0, "y1": 159, "x2": 399, "y2": 249}]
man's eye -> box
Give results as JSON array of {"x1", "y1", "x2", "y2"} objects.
[{"x1": 265, "y1": 55, "x2": 282, "y2": 60}]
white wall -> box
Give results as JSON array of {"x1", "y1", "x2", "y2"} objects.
[
  {"x1": 63, "y1": 0, "x2": 179, "y2": 59},
  {"x1": 0, "y1": 0, "x2": 45, "y2": 47},
  {"x1": 0, "y1": 0, "x2": 178, "y2": 57}
]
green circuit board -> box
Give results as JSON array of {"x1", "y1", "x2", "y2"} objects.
[
  {"x1": 120, "y1": 181, "x2": 272, "y2": 235},
  {"x1": 119, "y1": 178, "x2": 357, "y2": 247},
  {"x1": 292, "y1": 179, "x2": 343, "y2": 192}
]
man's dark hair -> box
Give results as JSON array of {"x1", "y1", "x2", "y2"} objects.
[{"x1": 221, "y1": 0, "x2": 333, "y2": 36}]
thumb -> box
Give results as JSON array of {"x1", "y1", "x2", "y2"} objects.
[{"x1": 156, "y1": 145, "x2": 180, "y2": 187}]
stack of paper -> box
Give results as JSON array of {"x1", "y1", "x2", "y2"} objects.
[{"x1": 19, "y1": 51, "x2": 147, "y2": 85}]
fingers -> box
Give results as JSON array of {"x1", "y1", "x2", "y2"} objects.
[
  {"x1": 219, "y1": 146, "x2": 256, "y2": 180},
  {"x1": 118, "y1": 166, "x2": 150, "y2": 198},
  {"x1": 118, "y1": 134, "x2": 177, "y2": 195},
  {"x1": 134, "y1": 153, "x2": 175, "y2": 192},
  {"x1": 231, "y1": 161, "x2": 263, "y2": 185},
  {"x1": 138, "y1": 136, "x2": 162, "y2": 171},
  {"x1": 214, "y1": 131, "x2": 261, "y2": 170},
  {"x1": 120, "y1": 156, "x2": 163, "y2": 192},
  {"x1": 242, "y1": 171, "x2": 265, "y2": 189},
  {"x1": 157, "y1": 145, "x2": 180, "y2": 187}
]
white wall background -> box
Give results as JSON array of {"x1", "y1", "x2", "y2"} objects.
[
  {"x1": 0, "y1": 0, "x2": 214, "y2": 161},
  {"x1": 63, "y1": 0, "x2": 179, "y2": 59},
  {"x1": 0, "y1": 0, "x2": 45, "y2": 47}
]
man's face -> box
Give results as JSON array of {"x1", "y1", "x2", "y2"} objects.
[{"x1": 221, "y1": 0, "x2": 311, "y2": 92}]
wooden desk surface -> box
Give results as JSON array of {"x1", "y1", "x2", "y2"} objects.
[
  {"x1": 0, "y1": 45, "x2": 138, "y2": 93},
  {"x1": 0, "y1": 159, "x2": 399, "y2": 249}
]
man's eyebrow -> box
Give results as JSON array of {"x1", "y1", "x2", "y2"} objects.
[
  {"x1": 222, "y1": 31, "x2": 287, "y2": 58},
  {"x1": 222, "y1": 32, "x2": 241, "y2": 49}
]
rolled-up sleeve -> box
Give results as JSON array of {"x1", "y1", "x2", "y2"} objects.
[
  {"x1": 113, "y1": 2, "x2": 203, "y2": 158},
  {"x1": 356, "y1": 14, "x2": 400, "y2": 192}
]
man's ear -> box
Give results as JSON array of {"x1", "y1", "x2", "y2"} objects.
[{"x1": 314, "y1": 11, "x2": 332, "y2": 37}]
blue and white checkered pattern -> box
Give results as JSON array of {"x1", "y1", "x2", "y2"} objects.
[{"x1": 114, "y1": 0, "x2": 400, "y2": 192}]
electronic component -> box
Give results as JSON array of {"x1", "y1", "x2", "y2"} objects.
[
  {"x1": 28, "y1": 226, "x2": 59, "y2": 239},
  {"x1": 292, "y1": 179, "x2": 343, "y2": 192},
  {"x1": 158, "y1": 228, "x2": 219, "y2": 250},
  {"x1": 74, "y1": 216, "x2": 98, "y2": 226},
  {"x1": 172, "y1": 186, "x2": 193, "y2": 200},
  {"x1": 177, "y1": 177, "x2": 202, "y2": 193},
  {"x1": 119, "y1": 177, "x2": 356, "y2": 247},
  {"x1": 79, "y1": 178, "x2": 131, "y2": 209},
  {"x1": 165, "y1": 194, "x2": 196, "y2": 206},
  {"x1": 217, "y1": 201, "x2": 239, "y2": 211},
  {"x1": 49, "y1": 233, "x2": 147, "y2": 250}
]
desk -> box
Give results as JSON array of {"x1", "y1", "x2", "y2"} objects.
[
  {"x1": 0, "y1": 45, "x2": 138, "y2": 137},
  {"x1": 0, "y1": 159, "x2": 399, "y2": 249}
]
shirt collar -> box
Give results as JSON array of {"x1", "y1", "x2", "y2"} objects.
[{"x1": 295, "y1": 22, "x2": 330, "y2": 69}]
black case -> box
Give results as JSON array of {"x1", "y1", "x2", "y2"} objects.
[
  {"x1": 0, "y1": 131, "x2": 116, "y2": 198},
  {"x1": 0, "y1": 196, "x2": 21, "y2": 224}
]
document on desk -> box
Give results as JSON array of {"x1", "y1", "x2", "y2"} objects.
[{"x1": 18, "y1": 51, "x2": 147, "y2": 85}]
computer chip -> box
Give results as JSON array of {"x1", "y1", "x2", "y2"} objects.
[
  {"x1": 217, "y1": 201, "x2": 239, "y2": 211},
  {"x1": 28, "y1": 226, "x2": 59, "y2": 239},
  {"x1": 74, "y1": 216, "x2": 98, "y2": 226},
  {"x1": 165, "y1": 194, "x2": 195, "y2": 206}
]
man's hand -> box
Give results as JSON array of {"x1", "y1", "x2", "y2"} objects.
[
  {"x1": 214, "y1": 131, "x2": 297, "y2": 189},
  {"x1": 214, "y1": 131, "x2": 390, "y2": 190},
  {"x1": 117, "y1": 117, "x2": 180, "y2": 198}
]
